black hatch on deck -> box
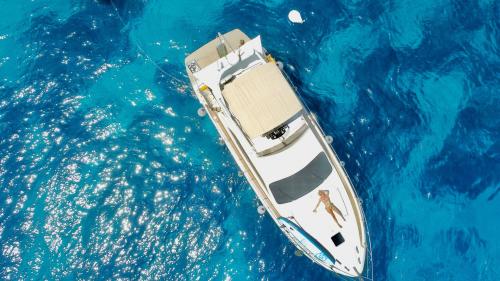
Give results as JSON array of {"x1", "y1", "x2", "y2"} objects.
[{"x1": 331, "y1": 232, "x2": 345, "y2": 246}]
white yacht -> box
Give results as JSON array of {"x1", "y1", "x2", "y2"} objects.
[{"x1": 185, "y1": 29, "x2": 370, "y2": 278}]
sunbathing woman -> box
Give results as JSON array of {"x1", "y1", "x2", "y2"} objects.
[{"x1": 313, "y1": 190, "x2": 346, "y2": 228}]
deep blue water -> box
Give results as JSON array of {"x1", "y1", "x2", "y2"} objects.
[{"x1": 0, "y1": 0, "x2": 499, "y2": 280}]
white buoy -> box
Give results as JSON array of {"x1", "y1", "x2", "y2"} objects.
[
  {"x1": 197, "y1": 107, "x2": 206, "y2": 117},
  {"x1": 257, "y1": 205, "x2": 266, "y2": 215},
  {"x1": 288, "y1": 10, "x2": 304, "y2": 24},
  {"x1": 276, "y1": 61, "x2": 284, "y2": 70},
  {"x1": 325, "y1": 135, "x2": 333, "y2": 144},
  {"x1": 237, "y1": 171, "x2": 244, "y2": 177}
]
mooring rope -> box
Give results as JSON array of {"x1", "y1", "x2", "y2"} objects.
[{"x1": 109, "y1": 0, "x2": 185, "y2": 85}]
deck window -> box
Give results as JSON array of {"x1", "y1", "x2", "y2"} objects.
[{"x1": 269, "y1": 152, "x2": 332, "y2": 204}]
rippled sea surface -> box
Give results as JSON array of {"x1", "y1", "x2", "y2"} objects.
[{"x1": 0, "y1": 0, "x2": 499, "y2": 280}]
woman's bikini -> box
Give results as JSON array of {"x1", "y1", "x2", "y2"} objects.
[{"x1": 322, "y1": 196, "x2": 345, "y2": 221}]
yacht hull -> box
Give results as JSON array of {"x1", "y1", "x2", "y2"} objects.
[{"x1": 185, "y1": 29, "x2": 370, "y2": 278}]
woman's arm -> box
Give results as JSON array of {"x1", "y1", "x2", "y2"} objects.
[{"x1": 313, "y1": 199, "x2": 321, "y2": 212}]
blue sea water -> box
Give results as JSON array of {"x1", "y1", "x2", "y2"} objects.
[{"x1": 0, "y1": 0, "x2": 499, "y2": 280}]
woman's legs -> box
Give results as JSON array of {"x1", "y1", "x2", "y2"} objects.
[
  {"x1": 330, "y1": 204, "x2": 346, "y2": 221},
  {"x1": 326, "y1": 207, "x2": 342, "y2": 228}
]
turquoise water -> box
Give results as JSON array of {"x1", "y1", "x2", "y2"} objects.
[{"x1": 0, "y1": 0, "x2": 499, "y2": 280}]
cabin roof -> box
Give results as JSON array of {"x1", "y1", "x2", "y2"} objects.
[{"x1": 222, "y1": 62, "x2": 302, "y2": 138}]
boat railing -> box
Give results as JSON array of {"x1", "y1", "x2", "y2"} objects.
[
  {"x1": 221, "y1": 123, "x2": 281, "y2": 218},
  {"x1": 278, "y1": 60, "x2": 375, "y2": 281},
  {"x1": 306, "y1": 110, "x2": 374, "y2": 281}
]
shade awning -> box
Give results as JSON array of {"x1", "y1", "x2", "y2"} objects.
[{"x1": 222, "y1": 62, "x2": 302, "y2": 138}]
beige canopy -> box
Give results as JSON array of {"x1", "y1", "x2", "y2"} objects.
[{"x1": 222, "y1": 62, "x2": 302, "y2": 138}]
